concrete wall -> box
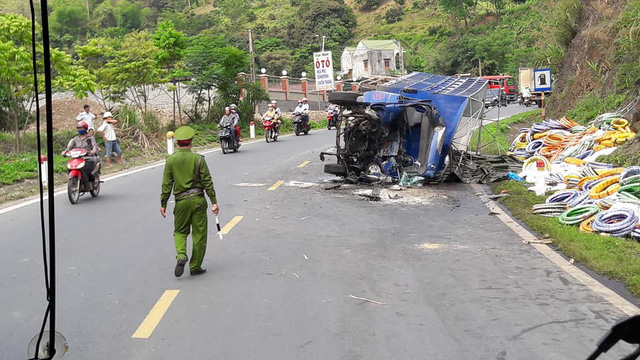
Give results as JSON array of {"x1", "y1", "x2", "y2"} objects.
[{"x1": 344, "y1": 47, "x2": 400, "y2": 80}]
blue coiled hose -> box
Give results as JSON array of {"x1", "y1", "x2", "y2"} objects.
[
  {"x1": 592, "y1": 209, "x2": 639, "y2": 237},
  {"x1": 546, "y1": 190, "x2": 579, "y2": 204}
]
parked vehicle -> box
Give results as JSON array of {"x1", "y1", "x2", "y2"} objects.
[
  {"x1": 484, "y1": 88, "x2": 508, "y2": 108},
  {"x1": 481, "y1": 75, "x2": 517, "y2": 102},
  {"x1": 292, "y1": 112, "x2": 311, "y2": 136},
  {"x1": 327, "y1": 105, "x2": 340, "y2": 130},
  {"x1": 518, "y1": 67, "x2": 552, "y2": 108},
  {"x1": 263, "y1": 117, "x2": 278, "y2": 143},
  {"x1": 218, "y1": 122, "x2": 240, "y2": 154},
  {"x1": 64, "y1": 148, "x2": 101, "y2": 204}
]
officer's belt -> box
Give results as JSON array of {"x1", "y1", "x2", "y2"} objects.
[{"x1": 174, "y1": 188, "x2": 204, "y2": 201}]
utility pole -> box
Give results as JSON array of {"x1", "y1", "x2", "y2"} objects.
[
  {"x1": 321, "y1": 35, "x2": 326, "y2": 52},
  {"x1": 249, "y1": 29, "x2": 256, "y2": 82},
  {"x1": 479, "y1": 59, "x2": 482, "y2": 77},
  {"x1": 398, "y1": 40, "x2": 405, "y2": 75}
]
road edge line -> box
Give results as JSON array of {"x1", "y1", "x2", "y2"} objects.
[
  {"x1": 471, "y1": 183, "x2": 639, "y2": 316},
  {"x1": 221, "y1": 215, "x2": 244, "y2": 235}
]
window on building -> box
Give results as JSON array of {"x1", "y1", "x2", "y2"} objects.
[
  {"x1": 384, "y1": 59, "x2": 390, "y2": 72},
  {"x1": 363, "y1": 60, "x2": 369, "y2": 72}
]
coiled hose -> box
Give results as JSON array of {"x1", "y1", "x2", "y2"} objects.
[
  {"x1": 592, "y1": 208, "x2": 639, "y2": 237},
  {"x1": 532, "y1": 203, "x2": 567, "y2": 217},
  {"x1": 559, "y1": 204, "x2": 601, "y2": 225}
]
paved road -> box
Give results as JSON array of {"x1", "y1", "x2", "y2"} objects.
[{"x1": 1, "y1": 114, "x2": 637, "y2": 359}]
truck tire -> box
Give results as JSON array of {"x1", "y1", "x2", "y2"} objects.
[
  {"x1": 324, "y1": 163, "x2": 348, "y2": 176},
  {"x1": 328, "y1": 92, "x2": 361, "y2": 107},
  {"x1": 537, "y1": 100, "x2": 542, "y2": 108}
]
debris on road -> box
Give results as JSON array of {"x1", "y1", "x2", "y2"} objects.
[
  {"x1": 292, "y1": 272, "x2": 300, "y2": 278},
  {"x1": 285, "y1": 181, "x2": 318, "y2": 188},
  {"x1": 233, "y1": 183, "x2": 267, "y2": 187},
  {"x1": 349, "y1": 294, "x2": 386, "y2": 306},
  {"x1": 300, "y1": 216, "x2": 310, "y2": 221},
  {"x1": 303, "y1": 254, "x2": 309, "y2": 260}
]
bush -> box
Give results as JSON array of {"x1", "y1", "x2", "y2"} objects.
[
  {"x1": 385, "y1": 7, "x2": 404, "y2": 23},
  {"x1": 565, "y1": 94, "x2": 625, "y2": 123}
]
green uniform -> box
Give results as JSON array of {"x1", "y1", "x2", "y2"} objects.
[{"x1": 161, "y1": 148, "x2": 217, "y2": 272}]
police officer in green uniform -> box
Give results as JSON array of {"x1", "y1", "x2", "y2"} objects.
[{"x1": 160, "y1": 126, "x2": 219, "y2": 277}]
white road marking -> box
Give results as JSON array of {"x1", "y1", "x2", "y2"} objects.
[{"x1": 471, "y1": 184, "x2": 639, "y2": 316}]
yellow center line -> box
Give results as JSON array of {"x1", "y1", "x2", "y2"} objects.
[
  {"x1": 297, "y1": 160, "x2": 311, "y2": 168},
  {"x1": 221, "y1": 215, "x2": 244, "y2": 234},
  {"x1": 268, "y1": 180, "x2": 285, "y2": 191},
  {"x1": 132, "y1": 290, "x2": 180, "y2": 339}
]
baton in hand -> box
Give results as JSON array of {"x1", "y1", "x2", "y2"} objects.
[{"x1": 215, "y1": 215, "x2": 223, "y2": 240}]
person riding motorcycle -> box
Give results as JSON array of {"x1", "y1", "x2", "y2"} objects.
[
  {"x1": 61, "y1": 121, "x2": 99, "y2": 181},
  {"x1": 229, "y1": 104, "x2": 241, "y2": 142},
  {"x1": 297, "y1": 97, "x2": 310, "y2": 126},
  {"x1": 271, "y1": 100, "x2": 282, "y2": 120},
  {"x1": 262, "y1": 104, "x2": 280, "y2": 134},
  {"x1": 521, "y1": 86, "x2": 532, "y2": 104},
  {"x1": 219, "y1": 107, "x2": 238, "y2": 145}
]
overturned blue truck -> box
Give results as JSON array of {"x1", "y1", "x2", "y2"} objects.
[{"x1": 320, "y1": 72, "x2": 491, "y2": 183}]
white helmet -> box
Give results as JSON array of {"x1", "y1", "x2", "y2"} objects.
[
  {"x1": 230, "y1": 104, "x2": 237, "y2": 109},
  {"x1": 302, "y1": 97, "x2": 308, "y2": 102},
  {"x1": 271, "y1": 100, "x2": 277, "y2": 104},
  {"x1": 103, "y1": 111, "x2": 114, "y2": 118}
]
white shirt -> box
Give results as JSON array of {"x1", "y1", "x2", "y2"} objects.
[
  {"x1": 522, "y1": 88, "x2": 532, "y2": 98},
  {"x1": 300, "y1": 103, "x2": 309, "y2": 113},
  {"x1": 98, "y1": 121, "x2": 117, "y2": 141},
  {"x1": 76, "y1": 111, "x2": 96, "y2": 130}
]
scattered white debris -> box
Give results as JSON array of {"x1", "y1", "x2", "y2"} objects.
[
  {"x1": 569, "y1": 258, "x2": 575, "y2": 265},
  {"x1": 233, "y1": 183, "x2": 267, "y2": 187},
  {"x1": 303, "y1": 254, "x2": 309, "y2": 260},
  {"x1": 417, "y1": 243, "x2": 469, "y2": 251},
  {"x1": 285, "y1": 181, "x2": 318, "y2": 188},
  {"x1": 349, "y1": 294, "x2": 386, "y2": 306},
  {"x1": 300, "y1": 216, "x2": 310, "y2": 221},
  {"x1": 292, "y1": 272, "x2": 300, "y2": 278}
]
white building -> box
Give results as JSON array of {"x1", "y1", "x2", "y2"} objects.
[{"x1": 340, "y1": 40, "x2": 404, "y2": 81}]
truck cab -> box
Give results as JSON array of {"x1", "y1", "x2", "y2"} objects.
[{"x1": 481, "y1": 75, "x2": 517, "y2": 102}]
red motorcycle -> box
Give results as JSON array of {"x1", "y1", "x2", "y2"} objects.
[
  {"x1": 263, "y1": 117, "x2": 278, "y2": 143},
  {"x1": 64, "y1": 148, "x2": 101, "y2": 204},
  {"x1": 327, "y1": 106, "x2": 339, "y2": 130}
]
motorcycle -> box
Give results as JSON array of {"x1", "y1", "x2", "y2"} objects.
[
  {"x1": 64, "y1": 148, "x2": 101, "y2": 204},
  {"x1": 327, "y1": 108, "x2": 339, "y2": 130},
  {"x1": 292, "y1": 112, "x2": 311, "y2": 136},
  {"x1": 263, "y1": 117, "x2": 278, "y2": 143},
  {"x1": 519, "y1": 94, "x2": 532, "y2": 107},
  {"x1": 218, "y1": 123, "x2": 240, "y2": 154}
]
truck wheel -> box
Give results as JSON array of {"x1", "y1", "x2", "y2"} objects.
[
  {"x1": 328, "y1": 92, "x2": 361, "y2": 107},
  {"x1": 537, "y1": 100, "x2": 542, "y2": 108},
  {"x1": 324, "y1": 163, "x2": 348, "y2": 176}
]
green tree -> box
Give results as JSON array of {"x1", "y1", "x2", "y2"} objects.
[
  {"x1": 0, "y1": 14, "x2": 95, "y2": 151},
  {"x1": 50, "y1": 0, "x2": 90, "y2": 48},
  {"x1": 75, "y1": 37, "x2": 123, "y2": 109},
  {"x1": 107, "y1": 31, "x2": 162, "y2": 111},
  {"x1": 116, "y1": 0, "x2": 151, "y2": 30},
  {"x1": 153, "y1": 20, "x2": 189, "y2": 127},
  {"x1": 259, "y1": 50, "x2": 294, "y2": 75},
  {"x1": 439, "y1": 0, "x2": 474, "y2": 29}
]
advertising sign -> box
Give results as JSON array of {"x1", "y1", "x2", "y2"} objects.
[{"x1": 313, "y1": 51, "x2": 334, "y2": 91}]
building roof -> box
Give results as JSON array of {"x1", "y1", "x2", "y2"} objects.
[
  {"x1": 360, "y1": 40, "x2": 399, "y2": 51},
  {"x1": 343, "y1": 46, "x2": 356, "y2": 54}
]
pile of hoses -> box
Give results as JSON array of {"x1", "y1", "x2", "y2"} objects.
[{"x1": 509, "y1": 114, "x2": 636, "y2": 162}]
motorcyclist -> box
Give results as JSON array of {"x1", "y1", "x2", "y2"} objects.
[
  {"x1": 61, "y1": 121, "x2": 98, "y2": 181},
  {"x1": 262, "y1": 104, "x2": 280, "y2": 134},
  {"x1": 299, "y1": 97, "x2": 310, "y2": 126},
  {"x1": 229, "y1": 104, "x2": 241, "y2": 141},
  {"x1": 522, "y1": 86, "x2": 532, "y2": 103},
  {"x1": 271, "y1": 100, "x2": 282, "y2": 120},
  {"x1": 219, "y1": 107, "x2": 238, "y2": 144}
]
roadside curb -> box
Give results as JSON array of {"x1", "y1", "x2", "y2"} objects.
[{"x1": 471, "y1": 183, "x2": 640, "y2": 316}]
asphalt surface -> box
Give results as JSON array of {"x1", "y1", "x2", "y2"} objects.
[{"x1": 1, "y1": 104, "x2": 638, "y2": 359}]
